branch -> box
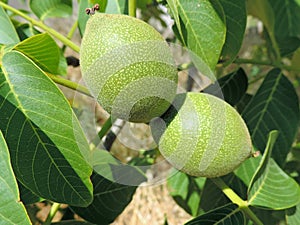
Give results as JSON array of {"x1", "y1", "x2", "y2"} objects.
[
  {"x1": 233, "y1": 58, "x2": 300, "y2": 72},
  {"x1": 0, "y1": 2, "x2": 80, "y2": 52},
  {"x1": 210, "y1": 177, "x2": 264, "y2": 225},
  {"x1": 46, "y1": 73, "x2": 92, "y2": 97}
]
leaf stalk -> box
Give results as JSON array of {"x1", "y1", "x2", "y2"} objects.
[
  {"x1": 128, "y1": 0, "x2": 137, "y2": 17},
  {"x1": 91, "y1": 116, "x2": 116, "y2": 147},
  {"x1": 210, "y1": 177, "x2": 264, "y2": 225},
  {"x1": 44, "y1": 203, "x2": 61, "y2": 225},
  {"x1": 46, "y1": 73, "x2": 92, "y2": 97}
]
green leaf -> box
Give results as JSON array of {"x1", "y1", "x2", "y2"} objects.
[
  {"x1": 235, "y1": 156, "x2": 261, "y2": 187},
  {"x1": 203, "y1": 68, "x2": 248, "y2": 106},
  {"x1": 0, "y1": 6, "x2": 20, "y2": 44},
  {"x1": 236, "y1": 93, "x2": 252, "y2": 114},
  {"x1": 242, "y1": 69, "x2": 300, "y2": 166},
  {"x1": 71, "y1": 172, "x2": 138, "y2": 224},
  {"x1": 18, "y1": 182, "x2": 43, "y2": 205},
  {"x1": 105, "y1": 0, "x2": 127, "y2": 14},
  {"x1": 52, "y1": 221, "x2": 95, "y2": 225},
  {"x1": 15, "y1": 23, "x2": 41, "y2": 41},
  {"x1": 219, "y1": 0, "x2": 247, "y2": 64},
  {"x1": 0, "y1": 131, "x2": 31, "y2": 225},
  {"x1": 252, "y1": 208, "x2": 281, "y2": 225},
  {"x1": 78, "y1": 0, "x2": 107, "y2": 37},
  {"x1": 137, "y1": 0, "x2": 152, "y2": 9},
  {"x1": 249, "y1": 159, "x2": 300, "y2": 209},
  {"x1": 71, "y1": 149, "x2": 146, "y2": 224},
  {"x1": 57, "y1": 50, "x2": 67, "y2": 76},
  {"x1": 0, "y1": 51, "x2": 93, "y2": 206},
  {"x1": 13, "y1": 33, "x2": 60, "y2": 74},
  {"x1": 167, "y1": 0, "x2": 226, "y2": 80},
  {"x1": 248, "y1": 131, "x2": 300, "y2": 209},
  {"x1": 185, "y1": 203, "x2": 246, "y2": 225},
  {"x1": 167, "y1": 169, "x2": 205, "y2": 216},
  {"x1": 248, "y1": 131, "x2": 278, "y2": 193},
  {"x1": 30, "y1": 0, "x2": 73, "y2": 21},
  {"x1": 200, "y1": 173, "x2": 247, "y2": 212},
  {"x1": 286, "y1": 203, "x2": 300, "y2": 225},
  {"x1": 14, "y1": 23, "x2": 68, "y2": 76},
  {"x1": 276, "y1": 36, "x2": 300, "y2": 56},
  {"x1": 285, "y1": 146, "x2": 300, "y2": 181},
  {"x1": 271, "y1": 0, "x2": 300, "y2": 38},
  {"x1": 166, "y1": 0, "x2": 186, "y2": 45}
]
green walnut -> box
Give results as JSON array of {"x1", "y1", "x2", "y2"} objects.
[
  {"x1": 150, "y1": 92, "x2": 252, "y2": 177},
  {"x1": 80, "y1": 13, "x2": 178, "y2": 123}
]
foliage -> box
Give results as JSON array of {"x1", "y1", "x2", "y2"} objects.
[{"x1": 0, "y1": 0, "x2": 299, "y2": 224}]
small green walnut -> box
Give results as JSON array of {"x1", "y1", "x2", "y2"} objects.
[
  {"x1": 80, "y1": 13, "x2": 178, "y2": 123},
  {"x1": 150, "y1": 92, "x2": 252, "y2": 177}
]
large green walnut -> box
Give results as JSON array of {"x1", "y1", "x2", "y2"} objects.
[
  {"x1": 80, "y1": 13, "x2": 178, "y2": 123},
  {"x1": 150, "y1": 92, "x2": 252, "y2": 177}
]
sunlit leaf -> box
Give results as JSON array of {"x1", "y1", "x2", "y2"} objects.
[
  {"x1": 167, "y1": 169, "x2": 205, "y2": 216},
  {"x1": 166, "y1": 0, "x2": 186, "y2": 46},
  {"x1": 0, "y1": 51, "x2": 93, "y2": 206},
  {"x1": 167, "y1": 0, "x2": 226, "y2": 80},
  {"x1": 0, "y1": 6, "x2": 20, "y2": 44},
  {"x1": 248, "y1": 131, "x2": 300, "y2": 209},
  {"x1": 0, "y1": 131, "x2": 31, "y2": 225},
  {"x1": 30, "y1": 0, "x2": 72, "y2": 21},
  {"x1": 14, "y1": 33, "x2": 60, "y2": 74},
  {"x1": 78, "y1": 0, "x2": 107, "y2": 37},
  {"x1": 235, "y1": 156, "x2": 261, "y2": 187},
  {"x1": 105, "y1": 0, "x2": 127, "y2": 14}
]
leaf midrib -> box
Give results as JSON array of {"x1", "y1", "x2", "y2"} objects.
[
  {"x1": 247, "y1": 73, "x2": 282, "y2": 139},
  {"x1": 2, "y1": 53, "x2": 88, "y2": 205},
  {"x1": 176, "y1": 2, "x2": 209, "y2": 64}
]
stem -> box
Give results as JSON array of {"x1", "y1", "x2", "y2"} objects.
[
  {"x1": 62, "y1": 20, "x2": 78, "y2": 53},
  {"x1": 98, "y1": 116, "x2": 116, "y2": 140},
  {"x1": 128, "y1": 0, "x2": 137, "y2": 17},
  {"x1": 234, "y1": 58, "x2": 300, "y2": 72},
  {"x1": 234, "y1": 58, "x2": 273, "y2": 67},
  {"x1": 91, "y1": 116, "x2": 116, "y2": 147},
  {"x1": 46, "y1": 73, "x2": 92, "y2": 97},
  {"x1": 0, "y1": 2, "x2": 80, "y2": 52},
  {"x1": 210, "y1": 177, "x2": 264, "y2": 225},
  {"x1": 44, "y1": 203, "x2": 61, "y2": 225}
]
